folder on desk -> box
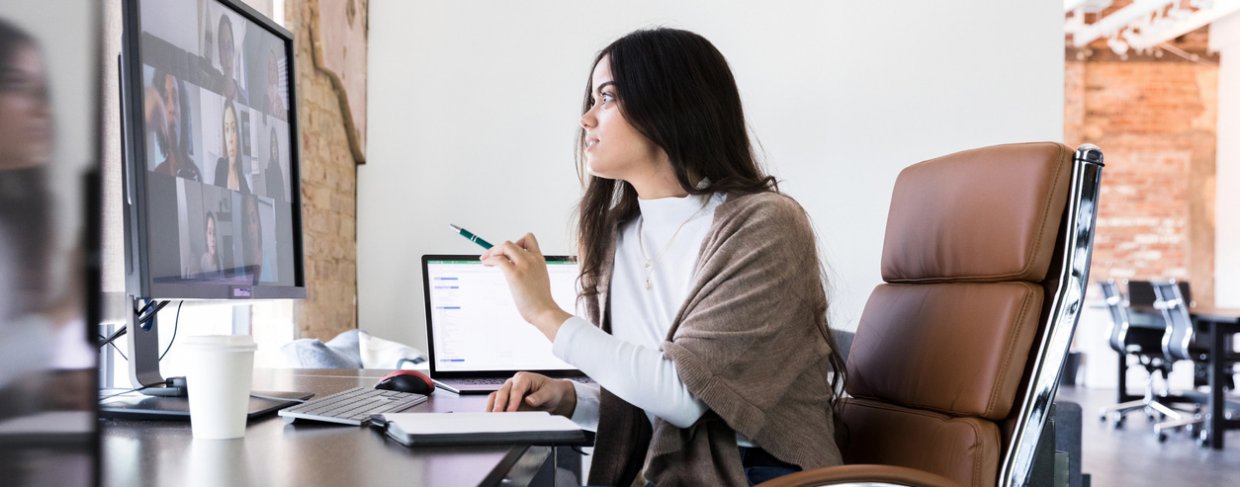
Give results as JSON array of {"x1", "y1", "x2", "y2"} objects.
[{"x1": 373, "y1": 411, "x2": 589, "y2": 447}]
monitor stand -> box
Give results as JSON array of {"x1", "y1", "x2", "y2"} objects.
[
  {"x1": 99, "y1": 296, "x2": 311, "y2": 420},
  {"x1": 99, "y1": 389, "x2": 312, "y2": 420}
]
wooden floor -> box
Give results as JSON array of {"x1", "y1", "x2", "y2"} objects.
[{"x1": 1055, "y1": 385, "x2": 1240, "y2": 486}]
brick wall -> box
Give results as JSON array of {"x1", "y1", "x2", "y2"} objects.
[
  {"x1": 286, "y1": 0, "x2": 360, "y2": 339},
  {"x1": 1065, "y1": 57, "x2": 1218, "y2": 305}
]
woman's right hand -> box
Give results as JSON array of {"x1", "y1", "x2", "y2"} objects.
[{"x1": 486, "y1": 371, "x2": 576, "y2": 417}]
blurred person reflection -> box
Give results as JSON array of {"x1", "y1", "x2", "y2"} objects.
[
  {"x1": 0, "y1": 16, "x2": 90, "y2": 418},
  {"x1": 264, "y1": 127, "x2": 283, "y2": 201},
  {"x1": 150, "y1": 69, "x2": 201, "y2": 181},
  {"x1": 213, "y1": 99, "x2": 249, "y2": 193}
]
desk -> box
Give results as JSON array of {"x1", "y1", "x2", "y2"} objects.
[
  {"x1": 1192, "y1": 308, "x2": 1240, "y2": 449},
  {"x1": 101, "y1": 369, "x2": 563, "y2": 486}
]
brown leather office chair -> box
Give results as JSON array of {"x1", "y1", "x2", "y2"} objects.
[{"x1": 762, "y1": 142, "x2": 1103, "y2": 487}]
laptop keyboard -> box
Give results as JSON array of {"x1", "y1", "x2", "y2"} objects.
[
  {"x1": 278, "y1": 387, "x2": 427, "y2": 426},
  {"x1": 452, "y1": 377, "x2": 593, "y2": 385},
  {"x1": 455, "y1": 378, "x2": 506, "y2": 384}
]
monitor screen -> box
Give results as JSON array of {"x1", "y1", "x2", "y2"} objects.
[
  {"x1": 425, "y1": 258, "x2": 579, "y2": 373},
  {"x1": 125, "y1": 0, "x2": 303, "y2": 299}
]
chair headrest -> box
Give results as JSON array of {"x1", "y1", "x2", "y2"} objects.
[{"x1": 880, "y1": 142, "x2": 1073, "y2": 283}]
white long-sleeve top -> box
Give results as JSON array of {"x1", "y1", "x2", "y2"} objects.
[{"x1": 552, "y1": 192, "x2": 728, "y2": 431}]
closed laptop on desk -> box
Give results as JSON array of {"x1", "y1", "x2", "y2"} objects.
[{"x1": 422, "y1": 255, "x2": 588, "y2": 394}]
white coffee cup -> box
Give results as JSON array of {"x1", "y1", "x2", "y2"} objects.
[{"x1": 182, "y1": 335, "x2": 257, "y2": 440}]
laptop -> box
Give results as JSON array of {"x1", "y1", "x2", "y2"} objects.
[{"x1": 422, "y1": 255, "x2": 590, "y2": 394}]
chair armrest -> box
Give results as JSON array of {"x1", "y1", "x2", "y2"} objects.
[{"x1": 757, "y1": 464, "x2": 965, "y2": 487}]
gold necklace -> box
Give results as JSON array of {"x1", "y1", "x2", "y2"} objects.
[{"x1": 636, "y1": 196, "x2": 710, "y2": 290}]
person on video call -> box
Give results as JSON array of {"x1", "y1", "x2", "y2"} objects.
[
  {"x1": 480, "y1": 28, "x2": 845, "y2": 486},
  {"x1": 239, "y1": 195, "x2": 263, "y2": 283},
  {"x1": 265, "y1": 47, "x2": 285, "y2": 119},
  {"x1": 0, "y1": 17, "x2": 91, "y2": 416},
  {"x1": 198, "y1": 211, "x2": 222, "y2": 276},
  {"x1": 216, "y1": 13, "x2": 247, "y2": 103},
  {"x1": 150, "y1": 69, "x2": 202, "y2": 181},
  {"x1": 264, "y1": 127, "x2": 284, "y2": 201},
  {"x1": 214, "y1": 99, "x2": 249, "y2": 193}
]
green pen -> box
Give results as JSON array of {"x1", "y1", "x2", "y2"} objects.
[{"x1": 448, "y1": 223, "x2": 494, "y2": 250}]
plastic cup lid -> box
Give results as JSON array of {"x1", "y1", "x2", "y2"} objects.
[{"x1": 180, "y1": 334, "x2": 257, "y2": 352}]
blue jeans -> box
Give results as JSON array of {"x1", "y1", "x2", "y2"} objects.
[
  {"x1": 641, "y1": 448, "x2": 800, "y2": 487},
  {"x1": 744, "y1": 465, "x2": 799, "y2": 485}
]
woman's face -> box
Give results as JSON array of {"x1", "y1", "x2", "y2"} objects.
[
  {"x1": 578, "y1": 55, "x2": 664, "y2": 182},
  {"x1": 162, "y1": 75, "x2": 179, "y2": 148},
  {"x1": 224, "y1": 106, "x2": 238, "y2": 163},
  {"x1": 0, "y1": 44, "x2": 51, "y2": 169},
  {"x1": 205, "y1": 216, "x2": 216, "y2": 255}
]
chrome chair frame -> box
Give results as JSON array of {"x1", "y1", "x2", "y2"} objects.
[{"x1": 999, "y1": 144, "x2": 1103, "y2": 487}]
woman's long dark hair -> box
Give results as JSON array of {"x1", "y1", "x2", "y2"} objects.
[{"x1": 573, "y1": 28, "x2": 847, "y2": 405}]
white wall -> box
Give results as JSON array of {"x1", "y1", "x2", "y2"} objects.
[
  {"x1": 362, "y1": 0, "x2": 1064, "y2": 352},
  {"x1": 1213, "y1": 12, "x2": 1240, "y2": 308}
]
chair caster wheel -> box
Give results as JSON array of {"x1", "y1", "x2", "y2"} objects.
[{"x1": 1113, "y1": 417, "x2": 1125, "y2": 429}]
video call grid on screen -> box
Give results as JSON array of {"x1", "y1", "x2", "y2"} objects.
[
  {"x1": 426, "y1": 260, "x2": 580, "y2": 373},
  {"x1": 134, "y1": 0, "x2": 297, "y2": 289}
]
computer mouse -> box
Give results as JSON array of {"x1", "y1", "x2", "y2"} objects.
[{"x1": 375, "y1": 370, "x2": 434, "y2": 395}]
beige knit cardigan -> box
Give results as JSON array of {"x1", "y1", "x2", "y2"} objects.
[{"x1": 583, "y1": 191, "x2": 844, "y2": 486}]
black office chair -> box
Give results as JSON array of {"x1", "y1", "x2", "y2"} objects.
[
  {"x1": 1126, "y1": 280, "x2": 1190, "y2": 327},
  {"x1": 1151, "y1": 281, "x2": 1240, "y2": 444},
  {"x1": 1097, "y1": 280, "x2": 1180, "y2": 429}
]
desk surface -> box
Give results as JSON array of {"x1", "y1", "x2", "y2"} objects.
[
  {"x1": 101, "y1": 368, "x2": 549, "y2": 487},
  {"x1": 1189, "y1": 307, "x2": 1240, "y2": 324}
]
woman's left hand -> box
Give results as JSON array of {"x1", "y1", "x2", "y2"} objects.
[{"x1": 480, "y1": 233, "x2": 571, "y2": 341}]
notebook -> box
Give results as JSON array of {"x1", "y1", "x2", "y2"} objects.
[
  {"x1": 422, "y1": 255, "x2": 590, "y2": 394},
  {"x1": 371, "y1": 411, "x2": 588, "y2": 447}
]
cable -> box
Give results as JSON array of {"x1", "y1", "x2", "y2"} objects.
[
  {"x1": 136, "y1": 300, "x2": 169, "y2": 330},
  {"x1": 158, "y1": 300, "x2": 183, "y2": 362},
  {"x1": 98, "y1": 334, "x2": 129, "y2": 361},
  {"x1": 98, "y1": 385, "x2": 149, "y2": 403},
  {"x1": 98, "y1": 325, "x2": 127, "y2": 349},
  {"x1": 100, "y1": 300, "x2": 181, "y2": 363}
]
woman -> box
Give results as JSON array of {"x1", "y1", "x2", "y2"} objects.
[
  {"x1": 213, "y1": 100, "x2": 249, "y2": 193},
  {"x1": 216, "y1": 13, "x2": 246, "y2": 103},
  {"x1": 264, "y1": 127, "x2": 285, "y2": 201},
  {"x1": 198, "y1": 211, "x2": 221, "y2": 276},
  {"x1": 0, "y1": 17, "x2": 53, "y2": 320},
  {"x1": 481, "y1": 28, "x2": 845, "y2": 486},
  {"x1": 239, "y1": 195, "x2": 263, "y2": 283},
  {"x1": 0, "y1": 17, "x2": 92, "y2": 418}
]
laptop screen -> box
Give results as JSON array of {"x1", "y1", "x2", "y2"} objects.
[{"x1": 423, "y1": 256, "x2": 579, "y2": 375}]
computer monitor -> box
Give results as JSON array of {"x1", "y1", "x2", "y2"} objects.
[{"x1": 116, "y1": 0, "x2": 303, "y2": 397}]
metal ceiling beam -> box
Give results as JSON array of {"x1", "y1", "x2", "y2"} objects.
[
  {"x1": 1127, "y1": 0, "x2": 1240, "y2": 50},
  {"x1": 1072, "y1": 0, "x2": 1176, "y2": 47}
]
